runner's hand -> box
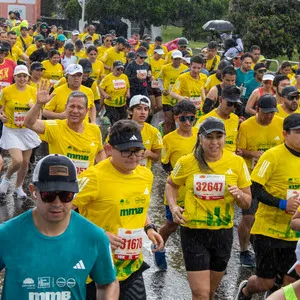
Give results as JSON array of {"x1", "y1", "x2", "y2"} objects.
[
  {"x1": 0, "y1": 112, "x2": 8, "y2": 123},
  {"x1": 286, "y1": 195, "x2": 300, "y2": 214},
  {"x1": 147, "y1": 229, "x2": 164, "y2": 251},
  {"x1": 162, "y1": 90, "x2": 169, "y2": 96},
  {"x1": 170, "y1": 205, "x2": 186, "y2": 224},
  {"x1": 36, "y1": 79, "x2": 55, "y2": 105},
  {"x1": 252, "y1": 150, "x2": 264, "y2": 159},
  {"x1": 105, "y1": 231, "x2": 123, "y2": 250},
  {"x1": 228, "y1": 185, "x2": 243, "y2": 201}
]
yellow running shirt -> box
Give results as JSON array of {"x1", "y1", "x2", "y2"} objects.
[
  {"x1": 206, "y1": 55, "x2": 220, "y2": 73},
  {"x1": 140, "y1": 122, "x2": 163, "y2": 169},
  {"x1": 171, "y1": 72, "x2": 207, "y2": 117},
  {"x1": 6, "y1": 45, "x2": 23, "y2": 62},
  {"x1": 41, "y1": 60, "x2": 64, "y2": 85},
  {"x1": 101, "y1": 47, "x2": 126, "y2": 74},
  {"x1": 195, "y1": 109, "x2": 239, "y2": 152},
  {"x1": 44, "y1": 83, "x2": 94, "y2": 122},
  {"x1": 276, "y1": 104, "x2": 300, "y2": 119},
  {"x1": 0, "y1": 84, "x2": 36, "y2": 129},
  {"x1": 25, "y1": 44, "x2": 38, "y2": 57},
  {"x1": 73, "y1": 158, "x2": 153, "y2": 281},
  {"x1": 170, "y1": 150, "x2": 251, "y2": 229},
  {"x1": 160, "y1": 63, "x2": 188, "y2": 106},
  {"x1": 40, "y1": 119, "x2": 103, "y2": 174},
  {"x1": 162, "y1": 126, "x2": 198, "y2": 206},
  {"x1": 148, "y1": 44, "x2": 168, "y2": 58},
  {"x1": 90, "y1": 60, "x2": 105, "y2": 83},
  {"x1": 149, "y1": 57, "x2": 165, "y2": 80},
  {"x1": 99, "y1": 73, "x2": 129, "y2": 107},
  {"x1": 97, "y1": 46, "x2": 111, "y2": 60},
  {"x1": 16, "y1": 35, "x2": 33, "y2": 51},
  {"x1": 251, "y1": 144, "x2": 300, "y2": 241},
  {"x1": 205, "y1": 73, "x2": 222, "y2": 92},
  {"x1": 238, "y1": 115, "x2": 284, "y2": 171}
]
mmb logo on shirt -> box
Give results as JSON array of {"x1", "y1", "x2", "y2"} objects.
[{"x1": 29, "y1": 291, "x2": 71, "y2": 300}]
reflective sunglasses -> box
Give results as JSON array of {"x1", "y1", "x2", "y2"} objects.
[
  {"x1": 287, "y1": 95, "x2": 300, "y2": 101},
  {"x1": 178, "y1": 115, "x2": 196, "y2": 123},
  {"x1": 227, "y1": 101, "x2": 239, "y2": 108},
  {"x1": 257, "y1": 69, "x2": 267, "y2": 74},
  {"x1": 40, "y1": 191, "x2": 75, "y2": 203}
]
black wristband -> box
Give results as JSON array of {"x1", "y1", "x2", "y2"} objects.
[{"x1": 144, "y1": 223, "x2": 157, "y2": 234}]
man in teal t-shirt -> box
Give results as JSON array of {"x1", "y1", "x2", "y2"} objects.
[{"x1": 0, "y1": 154, "x2": 119, "y2": 299}]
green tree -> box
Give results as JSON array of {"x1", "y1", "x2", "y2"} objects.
[{"x1": 228, "y1": 0, "x2": 300, "y2": 59}]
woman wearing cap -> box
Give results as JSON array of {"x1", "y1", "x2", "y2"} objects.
[
  {"x1": 29, "y1": 62, "x2": 49, "y2": 89},
  {"x1": 86, "y1": 45, "x2": 105, "y2": 84},
  {"x1": 0, "y1": 65, "x2": 41, "y2": 198},
  {"x1": 97, "y1": 34, "x2": 112, "y2": 60},
  {"x1": 99, "y1": 60, "x2": 130, "y2": 125},
  {"x1": 41, "y1": 49, "x2": 64, "y2": 85},
  {"x1": 166, "y1": 116, "x2": 251, "y2": 299},
  {"x1": 245, "y1": 73, "x2": 275, "y2": 116},
  {"x1": 61, "y1": 43, "x2": 77, "y2": 70}
]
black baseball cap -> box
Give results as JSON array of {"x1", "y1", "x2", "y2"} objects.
[
  {"x1": 33, "y1": 154, "x2": 78, "y2": 193},
  {"x1": 282, "y1": 86, "x2": 300, "y2": 98},
  {"x1": 109, "y1": 128, "x2": 145, "y2": 151},
  {"x1": 221, "y1": 85, "x2": 242, "y2": 103},
  {"x1": 257, "y1": 94, "x2": 278, "y2": 113},
  {"x1": 45, "y1": 37, "x2": 55, "y2": 44},
  {"x1": 284, "y1": 113, "x2": 300, "y2": 131},
  {"x1": 127, "y1": 51, "x2": 136, "y2": 60},
  {"x1": 30, "y1": 62, "x2": 45, "y2": 71},
  {"x1": 116, "y1": 36, "x2": 127, "y2": 45},
  {"x1": 64, "y1": 43, "x2": 75, "y2": 51},
  {"x1": 198, "y1": 117, "x2": 226, "y2": 136},
  {"x1": 254, "y1": 62, "x2": 266, "y2": 71},
  {"x1": 113, "y1": 60, "x2": 124, "y2": 69},
  {"x1": 78, "y1": 58, "x2": 92, "y2": 73},
  {"x1": 136, "y1": 50, "x2": 148, "y2": 58}
]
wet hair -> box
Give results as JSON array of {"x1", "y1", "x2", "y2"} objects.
[
  {"x1": 191, "y1": 55, "x2": 205, "y2": 65},
  {"x1": 66, "y1": 91, "x2": 88, "y2": 108},
  {"x1": 250, "y1": 45, "x2": 260, "y2": 52},
  {"x1": 208, "y1": 41, "x2": 218, "y2": 50},
  {"x1": 273, "y1": 74, "x2": 289, "y2": 88},
  {"x1": 241, "y1": 52, "x2": 253, "y2": 61},
  {"x1": 222, "y1": 66, "x2": 236, "y2": 76},
  {"x1": 217, "y1": 59, "x2": 232, "y2": 71},
  {"x1": 109, "y1": 119, "x2": 140, "y2": 143},
  {"x1": 86, "y1": 45, "x2": 97, "y2": 53},
  {"x1": 173, "y1": 100, "x2": 196, "y2": 116},
  {"x1": 48, "y1": 49, "x2": 60, "y2": 59},
  {"x1": 193, "y1": 136, "x2": 213, "y2": 173}
]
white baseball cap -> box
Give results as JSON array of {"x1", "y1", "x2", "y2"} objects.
[
  {"x1": 72, "y1": 30, "x2": 80, "y2": 36},
  {"x1": 154, "y1": 47, "x2": 164, "y2": 55},
  {"x1": 14, "y1": 65, "x2": 30, "y2": 76},
  {"x1": 65, "y1": 64, "x2": 83, "y2": 75},
  {"x1": 172, "y1": 50, "x2": 183, "y2": 59},
  {"x1": 263, "y1": 74, "x2": 275, "y2": 81},
  {"x1": 129, "y1": 95, "x2": 151, "y2": 109}
]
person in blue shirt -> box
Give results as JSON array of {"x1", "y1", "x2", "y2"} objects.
[
  {"x1": 0, "y1": 154, "x2": 119, "y2": 300},
  {"x1": 235, "y1": 53, "x2": 254, "y2": 88}
]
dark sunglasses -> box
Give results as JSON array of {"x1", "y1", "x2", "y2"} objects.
[
  {"x1": 227, "y1": 101, "x2": 239, "y2": 108},
  {"x1": 287, "y1": 95, "x2": 300, "y2": 101},
  {"x1": 116, "y1": 67, "x2": 124, "y2": 71},
  {"x1": 257, "y1": 69, "x2": 267, "y2": 74},
  {"x1": 106, "y1": 40, "x2": 112, "y2": 42},
  {"x1": 139, "y1": 56, "x2": 147, "y2": 59},
  {"x1": 40, "y1": 191, "x2": 75, "y2": 203},
  {"x1": 178, "y1": 115, "x2": 196, "y2": 123}
]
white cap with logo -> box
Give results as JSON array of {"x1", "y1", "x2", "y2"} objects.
[
  {"x1": 129, "y1": 95, "x2": 151, "y2": 109},
  {"x1": 65, "y1": 64, "x2": 83, "y2": 75},
  {"x1": 172, "y1": 50, "x2": 183, "y2": 59},
  {"x1": 14, "y1": 65, "x2": 30, "y2": 77}
]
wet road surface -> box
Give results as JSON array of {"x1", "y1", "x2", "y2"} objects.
[{"x1": 0, "y1": 117, "x2": 266, "y2": 299}]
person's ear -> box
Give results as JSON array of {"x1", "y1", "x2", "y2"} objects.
[{"x1": 104, "y1": 143, "x2": 112, "y2": 157}]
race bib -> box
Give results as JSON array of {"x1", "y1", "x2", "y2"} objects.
[
  {"x1": 72, "y1": 159, "x2": 89, "y2": 175},
  {"x1": 114, "y1": 228, "x2": 143, "y2": 260},
  {"x1": 112, "y1": 79, "x2": 126, "y2": 90},
  {"x1": 14, "y1": 112, "x2": 26, "y2": 127},
  {"x1": 151, "y1": 80, "x2": 159, "y2": 88},
  {"x1": 194, "y1": 174, "x2": 225, "y2": 200},
  {"x1": 137, "y1": 69, "x2": 147, "y2": 79},
  {"x1": 251, "y1": 157, "x2": 258, "y2": 170},
  {"x1": 0, "y1": 82, "x2": 10, "y2": 91},
  {"x1": 287, "y1": 189, "x2": 300, "y2": 200},
  {"x1": 190, "y1": 97, "x2": 202, "y2": 109},
  {"x1": 139, "y1": 158, "x2": 147, "y2": 167}
]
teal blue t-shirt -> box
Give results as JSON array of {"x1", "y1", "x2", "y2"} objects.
[
  {"x1": 242, "y1": 77, "x2": 261, "y2": 100},
  {"x1": 0, "y1": 210, "x2": 116, "y2": 299},
  {"x1": 235, "y1": 68, "x2": 254, "y2": 88}
]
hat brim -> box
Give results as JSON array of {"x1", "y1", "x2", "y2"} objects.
[
  {"x1": 32, "y1": 67, "x2": 46, "y2": 71},
  {"x1": 289, "y1": 125, "x2": 300, "y2": 130},
  {"x1": 67, "y1": 71, "x2": 83, "y2": 75},
  {"x1": 114, "y1": 142, "x2": 145, "y2": 151},
  {"x1": 14, "y1": 71, "x2": 31, "y2": 77},
  {"x1": 172, "y1": 56, "x2": 182, "y2": 59},
  {"x1": 201, "y1": 129, "x2": 226, "y2": 135},
  {"x1": 154, "y1": 50, "x2": 164, "y2": 55},
  {"x1": 35, "y1": 181, "x2": 79, "y2": 193},
  {"x1": 261, "y1": 107, "x2": 278, "y2": 113},
  {"x1": 224, "y1": 98, "x2": 242, "y2": 104}
]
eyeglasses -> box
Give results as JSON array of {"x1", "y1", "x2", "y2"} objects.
[
  {"x1": 227, "y1": 101, "x2": 239, "y2": 108},
  {"x1": 117, "y1": 148, "x2": 145, "y2": 158},
  {"x1": 257, "y1": 69, "x2": 267, "y2": 74},
  {"x1": 287, "y1": 95, "x2": 300, "y2": 101},
  {"x1": 39, "y1": 191, "x2": 75, "y2": 203},
  {"x1": 139, "y1": 57, "x2": 147, "y2": 59},
  {"x1": 178, "y1": 115, "x2": 195, "y2": 123}
]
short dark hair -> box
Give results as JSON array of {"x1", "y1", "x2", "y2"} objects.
[
  {"x1": 155, "y1": 36, "x2": 162, "y2": 42},
  {"x1": 250, "y1": 45, "x2": 260, "y2": 52},
  {"x1": 222, "y1": 66, "x2": 236, "y2": 76},
  {"x1": 273, "y1": 74, "x2": 289, "y2": 87},
  {"x1": 7, "y1": 31, "x2": 16, "y2": 36},
  {"x1": 208, "y1": 41, "x2": 218, "y2": 50},
  {"x1": 240, "y1": 52, "x2": 253, "y2": 61},
  {"x1": 86, "y1": 45, "x2": 97, "y2": 53},
  {"x1": 48, "y1": 49, "x2": 60, "y2": 58},
  {"x1": 66, "y1": 91, "x2": 88, "y2": 108},
  {"x1": 279, "y1": 61, "x2": 292, "y2": 70},
  {"x1": 173, "y1": 100, "x2": 196, "y2": 116},
  {"x1": 191, "y1": 55, "x2": 205, "y2": 65}
]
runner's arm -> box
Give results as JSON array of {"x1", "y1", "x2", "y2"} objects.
[
  {"x1": 144, "y1": 149, "x2": 161, "y2": 162},
  {"x1": 89, "y1": 105, "x2": 96, "y2": 124},
  {"x1": 96, "y1": 280, "x2": 119, "y2": 300},
  {"x1": 169, "y1": 90, "x2": 187, "y2": 102},
  {"x1": 245, "y1": 90, "x2": 258, "y2": 115},
  {"x1": 202, "y1": 86, "x2": 218, "y2": 113},
  {"x1": 95, "y1": 150, "x2": 106, "y2": 163},
  {"x1": 24, "y1": 102, "x2": 45, "y2": 134},
  {"x1": 291, "y1": 210, "x2": 300, "y2": 231},
  {"x1": 43, "y1": 109, "x2": 66, "y2": 120}
]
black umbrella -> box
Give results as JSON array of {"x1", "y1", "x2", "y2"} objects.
[{"x1": 202, "y1": 20, "x2": 234, "y2": 32}]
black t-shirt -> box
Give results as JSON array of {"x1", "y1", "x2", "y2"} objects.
[{"x1": 29, "y1": 48, "x2": 49, "y2": 62}]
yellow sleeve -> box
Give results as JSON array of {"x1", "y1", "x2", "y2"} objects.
[
  {"x1": 237, "y1": 124, "x2": 247, "y2": 149},
  {"x1": 91, "y1": 81, "x2": 101, "y2": 100},
  {"x1": 161, "y1": 136, "x2": 171, "y2": 164},
  {"x1": 170, "y1": 156, "x2": 188, "y2": 186},
  {"x1": 73, "y1": 167, "x2": 99, "y2": 208},
  {"x1": 101, "y1": 51, "x2": 108, "y2": 64},
  {"x1": 171, "y1": 77, "x2": 184, "y2": 95},
  {"x1": 39, "y1": 120, "x2": 58, "y2": 142},
  {"x1": 0, "y1": 88, "x2": 6, "y2": 107},
  {"x1": 152, "y1": 129, "x2": 163, "y2": 150},
  {"x1": 237, "y1": 159, "x2": 252, "y2": 189}
]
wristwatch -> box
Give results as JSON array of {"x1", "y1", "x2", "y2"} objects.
[{"x1": 144, "y1": 223, "x2": 157, "y2": 234}]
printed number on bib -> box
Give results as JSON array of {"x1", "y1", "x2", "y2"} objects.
[
  {"x1": 0, "y1": 82, "x2": 10, "y2": 91},
  {"x1": 72, "y1": 159, "x2": 89, "y2": 175},
  {"x1": 139, "y1": 158, "x2": 147, "y2": 167},
  {"x1": 194, "y1": 174, "x2": 225, "y2": 200},
  {"x1": 114, "y1": 228, "x2": 143, "y2": 260},
  {"x1": 190, "y1": 97, "x2": 201, "y2": 109},
  {"x1": 113, "y1": 79, "x2": 126, "y2": 90},
  {"x1": 137, "y1": 70, "x2": 147, "y2": 79},
  {"x1": 287, "y1": 189, "x2": 300, "y2": 200},
  {"x1": 14, "y1": 112, "x2": 27, "y2": 127},
  {"x1": 151, "y1": 80, "x2": 159, "y2": 88}
]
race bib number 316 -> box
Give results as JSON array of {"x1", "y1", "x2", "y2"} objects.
[{"x1": 194, "y1": 174, "x2": 225, "y2": 200}]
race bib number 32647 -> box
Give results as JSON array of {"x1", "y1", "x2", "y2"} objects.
[{"x1": 194, "y1": 174, "x2": 225, "y2": 200}]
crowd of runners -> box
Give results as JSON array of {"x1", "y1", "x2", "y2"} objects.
[{"x1": 1, "y1": 12, "x2": 300, "y2": 300}]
